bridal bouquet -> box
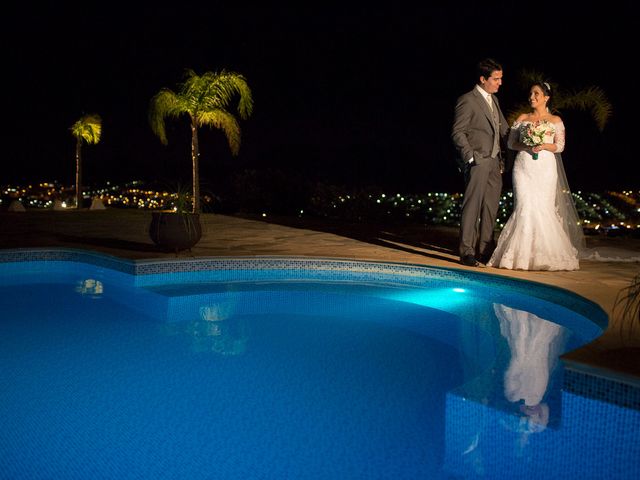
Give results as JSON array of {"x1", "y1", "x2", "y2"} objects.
[{"x1": 519, "y1": 120, "x2": 554, "y2": 160}]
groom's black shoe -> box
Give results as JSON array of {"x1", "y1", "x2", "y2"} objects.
[{"x1": 461, "y1": 255, "x2": 480, "y2": 267}]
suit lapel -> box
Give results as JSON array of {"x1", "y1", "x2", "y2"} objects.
[
  {"x1": 473, "y1": 89, "x2": 497, "y2": 130},
  {"x1": 473, "y1": 88, "x2": 495, "y2": 124}
]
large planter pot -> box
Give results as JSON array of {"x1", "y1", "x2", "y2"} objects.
[{"x1": 149, "y1": 211, "x2": 202, "y2": 253}]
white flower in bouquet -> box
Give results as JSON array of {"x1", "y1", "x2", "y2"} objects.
[{"x1": 519, "y1": 120, "x2": 554, "y2": 160}]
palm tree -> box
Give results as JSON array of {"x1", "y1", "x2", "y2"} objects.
[
  {"x1": 149, "y1": 69, "x2": 253, "y2": 214},
  {"x1": 70, "y1": 114, "x2": 102, "y2": 209},
  {"x1": 506, "y1": 69, "x2": 613, "y2": 131}
]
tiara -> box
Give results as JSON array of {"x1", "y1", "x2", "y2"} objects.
[{"x1": 543, "y1": 82, "x2": 551, "y2": 91}]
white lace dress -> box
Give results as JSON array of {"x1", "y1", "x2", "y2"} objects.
[{"x1": 487, "y1": 120, "x2": 579, "y2": 271}]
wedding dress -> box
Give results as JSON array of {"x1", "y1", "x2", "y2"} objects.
[{"x1": 487, "y1": 121, "x2": 580, "y2": 270}]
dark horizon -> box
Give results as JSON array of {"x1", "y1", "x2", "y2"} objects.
[{"x1": 2, "y1": 3, "x2": 635, "y2": 193}]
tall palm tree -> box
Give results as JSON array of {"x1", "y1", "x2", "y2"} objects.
[
  {"x1": 149, "y1": 69, "x2": 253, "y2": 214},
  {"x1": 506, "y1": 69, "x2": 613, "y2": 130},
  {"x1": 70, "y1": 114, "x2": 102, "y2": 209}
]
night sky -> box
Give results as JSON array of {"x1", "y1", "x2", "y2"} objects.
[{"x1": 3, "y1": 3, "x2": 635, "y2": 193}]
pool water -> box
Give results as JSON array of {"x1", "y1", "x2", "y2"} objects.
[{"x1": 0, "y1": 260, "x2": 638, "y2": 479}]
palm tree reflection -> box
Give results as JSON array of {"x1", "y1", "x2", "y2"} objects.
[{"x1": 163, "y1": 303, "x2": 248, "y2": 356}]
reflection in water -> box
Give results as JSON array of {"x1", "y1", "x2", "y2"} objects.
[
  {"x1": 75, "y1": 278, "x2": 104, "y2": 297},
  {"x1": 3, "y1": 271, "x2": 637, "y2": 478},
  {"x1": 494, "y1": 304, "x2": 567, "y2": 459},
  {"x1": 163, "y1": 302, "x2": 248, "y2": 356},
  {"x1": 199, "y1": 304, "x2": 231, "y2": 322},
  {"x1": 495, "y1": 303, "x2": 567, "y2": 409},
  {"x1": 445, "y1": 303, "x2": 571, "y2": 477}
]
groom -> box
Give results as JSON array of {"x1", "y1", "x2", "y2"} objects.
[{"x1": 452, "y1": 58, "x2": 509, "y2": 267}]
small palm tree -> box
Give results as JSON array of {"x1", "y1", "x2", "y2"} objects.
[
  {"x1": 149, "y1": 69, "x2": 253, "y2": 214},
  {"x1": 506, "y1": 69, "x2": 613, "y2": 131},
  {"x1": 613, "y1": 272, "x2": 640, "y2": 343},
  {"x1": 70, "y1": 114, "x2": 102, "y2": 209}
]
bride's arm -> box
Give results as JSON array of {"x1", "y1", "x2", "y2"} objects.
[
  {"x1": 533, "y1": 120, "x2": 565, "y2": 154},
  {"x1": 552, "y1": 121, "x2": 565, "y2": 153},
  {"x1": 507, "y1": 114, "x2": 530, "y2": 151},
  {"x1": 507, "y1": 122, "x2": 529, "y2": 151}
]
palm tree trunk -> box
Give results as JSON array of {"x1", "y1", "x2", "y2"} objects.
[
  {"x1": 75, "y1": 140, "x2": 82, "y2": 209},
  {"x1": 191, "y1": 121, "x2": 200, "y2": 214}
]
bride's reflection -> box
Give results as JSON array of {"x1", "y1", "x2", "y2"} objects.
[
  {"x1": 495, "y1": 303, "x2": 567, "y2": 410},
  {"x1": 446, "y1": 303, "x2": 569, "y2": 476},
  {"x1": 494, "y1": 303, "x2": 567, "y2": 455}
]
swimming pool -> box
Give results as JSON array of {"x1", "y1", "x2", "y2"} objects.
[{"x1": 0, "y1": 250, "x2": 638, "y2": 479}]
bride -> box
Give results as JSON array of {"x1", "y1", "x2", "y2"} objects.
[{"x1": 487, "y1": 81, "x2": 582, "y2": 271}]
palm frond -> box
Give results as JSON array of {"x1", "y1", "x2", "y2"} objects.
[
  {"x1": 70, "y1": 114, "x2": 102, "y2": 144},
  {"x1": 203, "y1": 70, "x2": 254, "y2": 119},
  {"x1": 513, "y1": 69, "x2": 613, "y2": 131},
  {"x1": 198, "y1": 110, "x2": 241, "y2": 155},
  {"x1": 505, "y1": 102, "x2": 531, "y2": 126},
  {"x1": 613, "y1": 272, "x2": 640, "y2": 340},
  {"x1": 181, "y1": 70, "x2": 254, "y2": 119},
  {"x1": 516, "y1": 69, "x2": 554, "y2": 91},
  {"x1": 151, "y1": 69, "x2": 253, "y2": 149},
  {"x1": 228, "y1": 73, "x2": 254, "y2": 119},
  {"x1": 554, "y1": 86, "x2": 612, "y2": 132},
  {"x1": 148, "y1": 88, "x2": 185, "y2": 145}
]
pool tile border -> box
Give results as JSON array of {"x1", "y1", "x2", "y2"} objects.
[
  {"x1": 563, "y1": 367, "x2": 640, "y2": 410},
  {"x1": 0, "y1": 247, "x2": 608, "y2": 323}
]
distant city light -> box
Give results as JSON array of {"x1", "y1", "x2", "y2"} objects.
[{"x1": 1, "y1": 182, "x2": 638, "y2": 235}]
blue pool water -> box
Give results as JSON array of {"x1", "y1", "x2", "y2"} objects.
[{"x1": 0, "y1": 255, "x2": 638, "y2": 479}]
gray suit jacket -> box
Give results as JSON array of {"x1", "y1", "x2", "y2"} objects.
[{"x1": 451, "y1": 87, "x2": 509, "y2": 171}]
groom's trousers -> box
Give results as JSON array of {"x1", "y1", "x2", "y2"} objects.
[{"x1": 459, "y1": 155, "x2": 502, "y2": 259}]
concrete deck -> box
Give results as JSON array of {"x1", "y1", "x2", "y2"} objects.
[{"x1": 1, "y1": 209, "x2": 639, "y2": 381}]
